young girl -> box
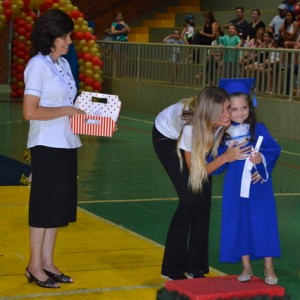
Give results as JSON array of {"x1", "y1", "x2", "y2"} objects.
[{"x1": 218, "y1": 78, "x2": 281, "y2": 285}]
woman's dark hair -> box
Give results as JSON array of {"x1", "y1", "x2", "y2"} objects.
[
  {"x1": 284, "y1": 10, "x2": 296, "y2": 28},
  {"x1": 30, "y1": 9, "x2": 74, "y2": 57}
]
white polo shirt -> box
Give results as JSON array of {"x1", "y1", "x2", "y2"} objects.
[{"x1": 24, "y1": 54, "x2": 82, "y2": 149}]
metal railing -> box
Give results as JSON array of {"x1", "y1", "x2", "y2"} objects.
[{"x1": 98, "y1": 41, "x2": 300, "y2": 101}]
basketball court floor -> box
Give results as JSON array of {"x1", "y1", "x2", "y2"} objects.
[{"x1": 0, "y1": 98, "x2": 299, "y2": 299}]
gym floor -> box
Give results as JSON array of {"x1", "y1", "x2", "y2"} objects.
[{"x1": 0, "y1": 99, "x2": 299, "y2": 299}]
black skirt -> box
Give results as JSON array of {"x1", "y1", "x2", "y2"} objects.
[{"x1": 29, "y1": 146, "x2": 78, "y2": 228}]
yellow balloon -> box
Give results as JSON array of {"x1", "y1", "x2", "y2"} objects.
[
  {"x1": 73, "y1": 24, "x2": 80, "y2": 32},
  {"x1": 93, "y1": 73, "x2": 100, "y2": 81},
  {"x1": 88, "y1": 40, "x2": 96, "y2": 47},
  {"x1": 85, "y1": 86, "x2": 93, "y2": 92},
  {"x1": 84, "y1": 69, "x2": 93, "y2": 77},
  {"x1": 16, "y1": 1, "x2": 24, "y2": 9},
  {"x1": 80, "y1": 25, "x2": 88, "y2": 33},
  {"x1": 11, "y1": 4, "x2": 18, "y2": 13},
  {"x1": 0, "y1": 15, "x2": 6, "y2": 24},
  {"x1": 79, "y1": 66, "x2": 85, "y2": 73},
  {"x1": 59, "y1": 0, "x2": 67, "y2": 6},
  {"x1": 90, "y1": 47, "x2": 98, "y2": 55},
  {"x1": 82, "y1": 46, "x2": 90, "y2": 53},
  {"x1": 78, "y1": 39, "x2": 87, "y2": 47},
  {"x1": 75, "y1": 17, "x2": 84, "y2": 26},
  {"x1": 85, "y1": 61, "x2": 93, "y2": 69},
  {"x1": 65, "y1": 4, "x2": 74, "y2": 12},
  {"x1": 52, "y1": 3, "x2": 60, "y2": 9},
  {"x1": 78, "y1": 59, "x2": 84, "y2": 65}
]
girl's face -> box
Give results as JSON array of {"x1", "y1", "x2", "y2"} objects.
[
  {"x1": 230, "y1": 96, "x2": 249, "y2": 123},
  {"x1": 53, "y1": 32, "x2": 72, "y2": 58},
  {"x1": 213, "y1": 99, "x2": 231, "y2": 129},
  {"x1": 263, "y1": 33, "x2": 272, "y2": 43}
]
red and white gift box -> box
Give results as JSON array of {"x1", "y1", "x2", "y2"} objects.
[{"x1": 70, "y1": 91, "x2": 121, "y2": 137}]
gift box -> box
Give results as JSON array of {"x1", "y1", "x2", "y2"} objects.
[{"x1": 70, "y1": 91, "x2": 121, "y2": 137}]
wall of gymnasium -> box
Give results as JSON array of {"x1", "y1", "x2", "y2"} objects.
[{"x1": 102, "y1": 78, "x2": 300, "y2": 141}]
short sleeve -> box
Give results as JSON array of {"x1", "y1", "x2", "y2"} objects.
[
  {"x1": 24, "y1": 58, "x2": 45, "y2": 97},
  {"x1": 178, "y1": 125, "x2": 193, "y2": 152}
]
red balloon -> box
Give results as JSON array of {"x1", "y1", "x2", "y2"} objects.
[
  {"x1": 3, "y1": 0, "x2": 11, "y2": 9},
  {"x1": 16, "y1": 73, "x2": 24, "y2": 81},
  {"x1": 17, "y1": 27, "x2": 27, "y2": 36},
  {"x1": 16, "y1": 88, "x2": 24, "y2": 98},
  {"x1": 92, "y1": 56, "x2": 100, "y2": 65},
  {"x1": 74, "y1": 32, "x2": 84, "y2": 40},
  {"x1": 83, "y1": 53, "x2": 93, "y2": 62},
  {"x1": 84, "y1": 77, "x2": 94, "y2": 86},
  {"x1": 78, "y1": 72, "x2": 85, "y2": 81},
  {"x1": 10, "y1": 91, "x2": 17, "y2": 98},
  {"x1": 93, "y1": 81, "x2": 101, "y2": 91},
  {"x1": 84, "y1": 32, "x2": 93, "y2": 41},
  {"x1": 16, "y1": 65, "x2": 25, "y2": 72},
  {"x1": 70, "y1": 10, "x2": 81, "y2": 20},
  {"x1": 17, "y1": 19, "x2": 27, "y2": 27},
  {"x1": 4, "y1": 9, "x2": 12, "y2": 20}
]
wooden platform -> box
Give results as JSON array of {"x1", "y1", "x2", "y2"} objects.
[{"x1": 165, "y1": 275, "x2": 286, "y2": 300}]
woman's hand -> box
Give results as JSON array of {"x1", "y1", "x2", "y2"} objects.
[
  {"x1": 68, "y1": 107, "x2": 86, "y2": 116},
  {"x1": 222, "y1": 141, "x2": 252, "y2": 163}
]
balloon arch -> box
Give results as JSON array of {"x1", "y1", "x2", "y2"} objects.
[{"x1": 0, "y1": 0, "x2": 103, "y2": 98}]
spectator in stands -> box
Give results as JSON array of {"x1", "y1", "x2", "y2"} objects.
[
  {"x1": 181, "y1": 14, "x2": 195, "y2": 44},
  {"x1": 193, "y1": 10, "x2": 220, "y2": 46},
  {"x1": 247, "y1": 9, "x2": 265, "y2": 40},
  {"x1": 286, "y1": 35, "x2": 300, "y2": 94},
  {"x1": 163, "y1": 29, "x2": 188, "y2": 84},
  {"x1": 282, "y1": 0, "x2": 297, "y2": 12},
  {"x1": 216, "y1": 23, "x2": 243, "y2": 77},
  {"x1": 293, "y1": 1, "x2": 300, "y2": 21},
  {"x1": 242, "y1": 27, "x2": 265, "y2": 67},
  {"x1": 279, "y1": 10, "x2": 300, "y2": 48},
  {"x1": 223, "y1": 7, "x2": 249, "y2": 41},
  {"x1": 244, "y1": 32, "x2": 280, "y2": 93},
  {"x1": 268, "y1": 4, "x2": 288, "y2": 44},
  {"x1": 111, "y1": 12, "x2": 130, "y2": 42},
  {"x1": 206, "y1": 29, "x2": 224, "y2": 85},
  {"x1": 111, "y1": 12, "x2": 130, "y2": 76}
]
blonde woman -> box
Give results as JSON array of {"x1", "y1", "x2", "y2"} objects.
[{"x1": 152, "y1": 87, "x2": 251, "y2": 280}]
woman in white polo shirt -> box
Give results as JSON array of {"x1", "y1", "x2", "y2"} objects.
[
  {"x1": 23, "y1": 9, "x2": 85, "y2": 288},
  {"x1": 152, "y1": 86, "x2": 251, "y2": 280}
]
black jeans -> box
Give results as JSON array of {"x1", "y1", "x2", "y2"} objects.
[{"x1": 152, "y1": 125, "x2": 212, "y2": 277}]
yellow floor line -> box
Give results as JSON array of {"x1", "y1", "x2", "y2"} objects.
[{"x1": 0, "y1": 186, "x2": 224, "y2": 300}]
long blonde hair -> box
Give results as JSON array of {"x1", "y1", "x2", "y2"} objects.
[{"x1": 177, "y1": 87, "x2": 229, "y2": 192}]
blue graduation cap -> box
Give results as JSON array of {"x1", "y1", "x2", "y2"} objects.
[{"x1": 218, "y1": 78, "x2": 257, "y2": 106}]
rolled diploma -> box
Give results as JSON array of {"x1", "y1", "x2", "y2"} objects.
[{"x1": 240, "y1": 136, "x2": 264, "y2": 198}]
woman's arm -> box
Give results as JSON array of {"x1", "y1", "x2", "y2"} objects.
[
  {"x1": 183, "y1": 141, "x2": 252, "y2": 173},
  {"x1": 23, "y1": 94, "x2": 85, "y2": 121}
]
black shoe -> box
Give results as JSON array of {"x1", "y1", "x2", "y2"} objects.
[
  {"x1": 186, "y1": 270, "x2": 206, "y2": 279},
  {"x1": 44, "y1": 269, "x2": 73, "y2": 283},
  {"x1": 161, "y1": 273, "x2": 187, "y2": 280},
  {"x1": 25, "y1": 268, "x2": 60, "y2": 288}
]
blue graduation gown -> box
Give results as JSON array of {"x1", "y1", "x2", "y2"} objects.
[{"x1": 220, "y1": 122, "x2": 281, "y2": 263}]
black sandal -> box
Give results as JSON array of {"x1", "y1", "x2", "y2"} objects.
[
  {"x1": 25, "y1": 268, "x2": 60, "y2": 288},
  {"x1": 44, "y1": 269, "x2": 73, "y2": 283}
]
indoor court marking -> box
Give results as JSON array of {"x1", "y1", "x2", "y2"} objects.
[{"x1": 0, "y1": 186, "x2": 223, "y2": 300}]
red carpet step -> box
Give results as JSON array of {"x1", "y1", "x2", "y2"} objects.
[{"x1": 164, "y1": 275, "x2": 286, "y2": 300}]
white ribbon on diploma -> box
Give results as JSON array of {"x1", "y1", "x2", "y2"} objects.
[{"x1": 240, "y1": 136, "x2": 264, "y2": 198}]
